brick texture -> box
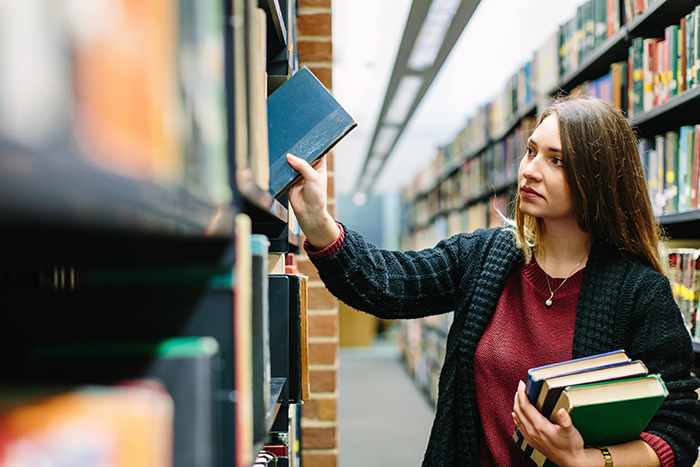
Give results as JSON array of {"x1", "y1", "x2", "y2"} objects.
[
  {"x1": 298, "y1": 0, "x2": 331, "y2": 7},
  {"x1": 326, "y1": 173, "x2": 335, "y2": 199},
  {"x1": 308, "y1": 286, "x2": 338, "y2": 309},
  {"x1": 302, "y1": 397, "x2": 337, "y2": 421},
  {"x1": 308, "y1": 342, "x2": 337, "y2": 365},
  {"x1": 297, "y1": 40, "x2": 333, "y2": 63},
  {"x1": 301, "y1": 451, "x2": 338, "y2": 467},
  {"x1": 308, "y1": 67, "x2": 332, "y2": 89},
  {"x1": 301, "y1": 426, "x2": 337, "y2": 449},
  {"x1": 325, "y1": 149, "x2": 334, "y2": 170},
  {"x1": 327, "y1": 201, "x2": 337, "y2": 220},
  {"x1": 297, "y1": 259, "x2": 320, "y2": 280},
  {"x1": 297, "y1": 13, "x2": 332, "y2": 37},
  {"x1": 307, "y1": 313, "x2": 338, "y2": 337},
  {"x1": 309, "y1": 368, "x2": 337, "y2": 393},
  {"x1": 297, "y1": 2, "x2": 339, "y2": 464}
]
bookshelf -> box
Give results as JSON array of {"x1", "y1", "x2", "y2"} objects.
[
  {"x1": 399, "y1": 0, "x2": 700, "y2": 406},
  {"x1": 0, "y1": 1, "x2": 307, "y2": 466}
]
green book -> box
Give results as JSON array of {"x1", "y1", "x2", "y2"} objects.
[
  {"x1": 530, "y1": 374, "x2": 668, "y2": 467},
  {"x1": 680, "y1": 126, "x2": 695, "y2": 212},
  {"x1": 665, "y1": 131, "x2": 680, "y2": 214},
  {"x1": 667, "y1": 25, "x2": 679, "y2": 99}
]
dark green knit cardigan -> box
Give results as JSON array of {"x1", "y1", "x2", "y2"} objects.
[{"x1": 310, "y1": 225, "x2": 700, "y2": 467}]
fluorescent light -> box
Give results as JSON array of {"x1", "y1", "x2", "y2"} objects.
[
  {"x1": 407, "y1": 0, "x2": 461, "y2": 71},
  {"x1": 373, "y1": 126, "x2": 399, "y2": 156},
  {"x1": 385, "y1": 75, "x2": 424, "y2": 124},
  {"x1": 352, "y1": 192, "x2": 368, "y2": 206}
]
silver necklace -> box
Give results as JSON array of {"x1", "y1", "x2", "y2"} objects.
[{"x1": 544, "y1": 251, "x2": 590, "y2": 307}]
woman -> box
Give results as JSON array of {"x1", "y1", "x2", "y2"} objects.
[{"x1": 286, "y1": 97, "x2": 700, "y2": 466}]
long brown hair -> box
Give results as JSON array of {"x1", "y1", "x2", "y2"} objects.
[{"x1": 513, "y1": 96, "x2": 665, "y2": 274}]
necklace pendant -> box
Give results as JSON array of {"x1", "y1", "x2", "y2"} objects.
[{"x1": 545, "y1": 298, "x2": 553, "y2": 307}]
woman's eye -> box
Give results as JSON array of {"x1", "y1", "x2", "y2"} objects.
[
  {"x1": 552, "y1": 157, "x2": 564, "y2": 167},
  {"x1": 524, "y1": 146, "x2": 534, "y2": 157}
]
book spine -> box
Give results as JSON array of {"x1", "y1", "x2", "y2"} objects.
[
  {"x1": 668, "y1": 25, "x2": 679, "y2": 99},
  {"x1": 665, "y1": 131, "x2": 680, "y2": 214},
  {"x1": 679, "y1": 17, "x2": 687, "y2": 93},
  {"x1": 679, "y1": 128, "x2": 689, "y2": 212},
  {"x1": 686, "y1": 12, "x2": 695, "y2": 89},
  {"x1": 693, "y1": 125, "x2": 700, "y2": 210},
  {"x1": 631, "y1": 38, "x2": 644, "y2": 117}
]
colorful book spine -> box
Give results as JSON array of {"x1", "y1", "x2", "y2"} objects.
[
  {"x1": 693, "y1": 125, "x2": 700, "y2": 210},
  {"x1": 630, "y1": 37, "x2": 645, "y2": 118},
  {"x1": 667, "y1": 25, "x2": 679, "y2": 99},
  {"x1": 665, "y1": 131, "x2": 680, "y2": 214}
]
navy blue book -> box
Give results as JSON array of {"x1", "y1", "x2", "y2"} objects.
[
  {"x1": 513, "y1": 349, "x2": 630, "y2": 450},
  {"x1": 267, "y1": 66, "x2": 356, "y2": 198}
]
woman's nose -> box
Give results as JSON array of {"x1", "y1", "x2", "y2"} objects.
[{"x1": 520, "y1": 156, "x2": 540, "y2": 180}]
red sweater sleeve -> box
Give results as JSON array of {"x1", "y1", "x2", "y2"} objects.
[
  {"x1": 303, "y1": 222, "x2": 345, "y2": 260},
  {"x1": 640, "y1": 432, "x2": 675, "y2": 467}
]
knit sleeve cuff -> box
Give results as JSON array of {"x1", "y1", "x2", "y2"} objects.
[
  {"x1": 640, "y1": 432, "x2": 675, "y2": 467},
  {"x1": 304, "y1": 222, "x2": 345, "y2": 260}
]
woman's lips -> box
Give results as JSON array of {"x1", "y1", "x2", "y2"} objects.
[{"x1": 520, "y1": 186, "x2": 543, "y2": 199}]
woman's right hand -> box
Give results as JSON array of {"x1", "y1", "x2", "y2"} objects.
[{"x1": 286, "y1": 154, "x2": 340, "y2": 250}]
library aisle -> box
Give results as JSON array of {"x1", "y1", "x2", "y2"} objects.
[{"x1": 338, "y1": 336, "x2": 436, "y2": 466}]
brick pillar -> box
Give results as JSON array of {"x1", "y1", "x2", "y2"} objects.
[{"x1": 295, "y1": 1, "x2": 339, "y2": 466}]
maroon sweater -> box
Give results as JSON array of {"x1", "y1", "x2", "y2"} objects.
[
  {"x1": 306, "y1": 225, "x2": 674, "y2": 466},
  {"x1": 475, "y1": 260, "x2": 673, "y2": 466}
]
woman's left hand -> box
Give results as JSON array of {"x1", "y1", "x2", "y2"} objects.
[{"x1": 513, "y1": 380, "x2": 598, "y2": 467}]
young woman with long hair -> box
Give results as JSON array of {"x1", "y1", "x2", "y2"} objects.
[{"x1": 286, "y1": 96, "x2": 700, "y2": 467}]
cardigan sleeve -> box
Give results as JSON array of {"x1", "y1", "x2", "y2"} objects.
[
  {"x1": 621, "y1": 269, "x2": 700, "y2": 467},
  {"x1": 306, "y1": 222, "x2": 488, "y2": 320},
  {"x1": 304, "y1": 221, "x2": 345, "y2": 260}
]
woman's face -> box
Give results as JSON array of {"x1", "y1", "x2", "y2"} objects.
[{"x1": 518, "y1": 115, "x2": 575, "y2": 223}]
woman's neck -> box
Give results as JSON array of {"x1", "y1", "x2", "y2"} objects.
[{"x1": 536, "y1": 222, "x2": 593, "y2": 278}]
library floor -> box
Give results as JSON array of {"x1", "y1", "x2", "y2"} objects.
[{"x1": 338, "y1": 336, "x2": 436, "y2": 466}]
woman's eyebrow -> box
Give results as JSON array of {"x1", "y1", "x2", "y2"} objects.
[{"x1": 528, "y1": 137, "x2": 561, "y2": 153}]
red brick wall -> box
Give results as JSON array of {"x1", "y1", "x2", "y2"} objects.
[{"x1": 295, "y1": 1, "x2": 339, "y2": 466}]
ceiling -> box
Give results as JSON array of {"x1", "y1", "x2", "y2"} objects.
[{"x1": 331, "y1": 0, "x2": 588, "y2": 197}]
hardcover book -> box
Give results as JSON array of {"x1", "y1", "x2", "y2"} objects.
[
  {"x1": 267, "y1": 66, "x2": 357, "y2": 198},
  {"x1": 530, "y1": 374, "x2": 668, "y2": 467},
  {"x1": 524, "y1": 350, "x2": 629, "y2": 406},
  {"x1": 251, "y1": 234, "x2": 272, "y2": 443},
  {"x1": 513, "y1": 350, "x2": 630, "y2": 448},
  {"x1": 534, "y1": 360, "x2": 648, "y2": 418}
]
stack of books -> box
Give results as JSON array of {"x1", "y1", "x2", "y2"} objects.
[{"x1": 513, "y1": 350, "x2": 668, "y2": 467}]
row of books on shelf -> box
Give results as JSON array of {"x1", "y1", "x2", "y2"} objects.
[
  {"x1": 0, "y1": 2, "x2": 354, "y2": 215},
  {"x1": 0, "y1": 379, "x2": 297, "y2": 467},
  {"x1": 668, "y1": 248, "x2": 700, "y2": 341},
  {"x1": 395, "y1": 320, "x2": 446, "y2": 405},
  {"x1": 406, "y1": 95, "x2": 700, "y2": 232},
  {"x1": 236, "y1": 213, "x2": 310, "y2": 466},
  {"x1": 0, "y1": 1, "x2": 232, "y2": 202},
  {"x1": 639, "y1": 125, "x2": 700, "y2": 216},
  {"x1": 559, "y1": 0, "x2": 623, "y2": 77},
  {"x1": 0, "y1": 337, "x2": 215, "y2": 467},
  {"x1": 432, "y1": 0, "x2": 627, "y2": 167},
  {"x1": 406, "y1": 119, "x2": 535, "y2": 204},
  {"x1": 0, "y1": 216, "x2": 311, "y2": 467},
  {"x1": 403, "y1": 193, "x2": 512, "y2": 249},
  {"x1": 404, "y1": 1, "x2": 700, "y2": 211},
  {"x1": 629, "y1": 5, "x2": 700, "y2": 119},
  {"x1": 568, "y1": 60, "x2": 629, "y2": 110},
  {"x1": 515, "y1": 350, "x2": 668, "y2": 467}
]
